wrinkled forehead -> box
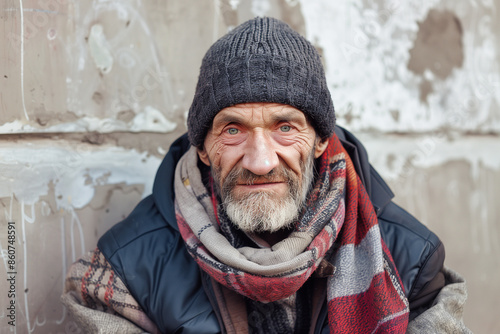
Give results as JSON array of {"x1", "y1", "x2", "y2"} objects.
[{"x1": 211, "y1": 102, "x2": 312, "y2": 128}]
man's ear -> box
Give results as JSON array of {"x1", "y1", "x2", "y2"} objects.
[
  {"x1": 314, "y1": 138, "x2": 329, "y2": 158},
  {"x1": 197, "y1": 147, "x2": 211, "y2": 166}
]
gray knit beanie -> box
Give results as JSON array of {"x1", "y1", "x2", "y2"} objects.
[{"x1": 187, "y1": 16, "x2": 335, "y2": 147}]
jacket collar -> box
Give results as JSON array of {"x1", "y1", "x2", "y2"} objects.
[{"x1": 334, "y1": 126, "x2": 394, "y2": 215}]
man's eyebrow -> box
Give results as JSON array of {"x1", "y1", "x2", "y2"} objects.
[
  {"x1": 212, "y1": 108, "x2": 307, "y2": 128},
  {"x1": 213, "y1": 113, "x2": 245, "y2": 126},
  {"x1": 269, "y1": 110, "x2": 307, "y2": 124}
]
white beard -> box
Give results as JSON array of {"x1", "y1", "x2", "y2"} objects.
[
  {"x1": 224, "y1": 190, "x2": 301, "y2": 233},
  {"x1": 215, "y1": 150, "x2": 316, "y2": 233}
]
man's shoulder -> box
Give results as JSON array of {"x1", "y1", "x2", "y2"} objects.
[
  {"x1": 98, "y1": 195, "x2": 176, "y2": 258},
  {"x1": 96, "y1": 193, "x2": 216, "y2": 332},
  {"x1": 97, "y1": 133, "x2": 191, "y2": 257},
  {"x1": 376, "y1": 194, "x2": 445, "y2": 319},
  {"x1": 96, "y1": 193, "x2": 192, "y2": 285}
]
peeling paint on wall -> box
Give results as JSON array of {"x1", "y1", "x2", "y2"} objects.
[
  {"x1": 408, "y1": 9, "x2": 464, "y2": 80},
  {"x1": 0, "y1": 143, "x2": 160, "y2": 208},
  {"x1": 407, "y1": 9, "x2": 464, "y2": 103},
  {"x1": 357, "y1": 133, "x2": 500, "y2": 184},
  {"x1": 298, "y1": 0, "x2": 500, "y2": 133},
  {"x1": 88, "y1": 23, "x2": 114, "y2": 75},
  {"x1": 0, "y1": 0, "x2": 180, "y2": 135},
  {"x1": 0, "y1": 106, "x2": 177, "y2": 134},
  {"x1": 0, "y1": 140, "x2": 162, "y2": 332}
]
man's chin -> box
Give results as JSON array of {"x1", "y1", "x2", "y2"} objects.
[{"x1": 224, "y1": 191, "x2": 300, "y2": 233}]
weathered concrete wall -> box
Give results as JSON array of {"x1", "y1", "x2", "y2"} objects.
[{"x1": 0, "y1": 0, "x2": 498, "y2": 333}]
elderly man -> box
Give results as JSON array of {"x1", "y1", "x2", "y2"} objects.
[{"x1": 62, "y1": 17, "x2": 470, "y2": 333}]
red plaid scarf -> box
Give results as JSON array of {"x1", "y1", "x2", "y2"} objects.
[{"x1": 174, "y1": 134, "x2": 409, "y2": 333}]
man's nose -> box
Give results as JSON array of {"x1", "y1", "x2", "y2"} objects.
[{"x1": 240, "y1": 133, "x2": 279, "y2": 176}]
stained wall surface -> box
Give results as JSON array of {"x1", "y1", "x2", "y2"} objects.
[{"x1": 0, "y1": 0, "x2": 499, "y2": 333}]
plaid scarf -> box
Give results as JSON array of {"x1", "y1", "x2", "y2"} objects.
[{"x1": 174, "y1": 134, "x2": 409, "y2": 333}]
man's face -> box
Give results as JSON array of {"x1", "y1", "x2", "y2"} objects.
[{"x1": 197, "y1": 102, "x2": 329, "y2": 233}]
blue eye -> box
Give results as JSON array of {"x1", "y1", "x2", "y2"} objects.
[
  {"x1": 280, "y1": 125, "x2": 291, "y2": 132},
  {"x1": 227, "y1": 128, "x2": 239, "y2": 135}
]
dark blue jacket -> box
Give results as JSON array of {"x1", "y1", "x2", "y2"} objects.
[{"x1": 98, "y1": 128, "x2": 445, "y2": 333}]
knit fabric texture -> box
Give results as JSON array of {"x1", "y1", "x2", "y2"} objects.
[{"x1": 187, "y1": 16, "x2": 335, "y2": 147}]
